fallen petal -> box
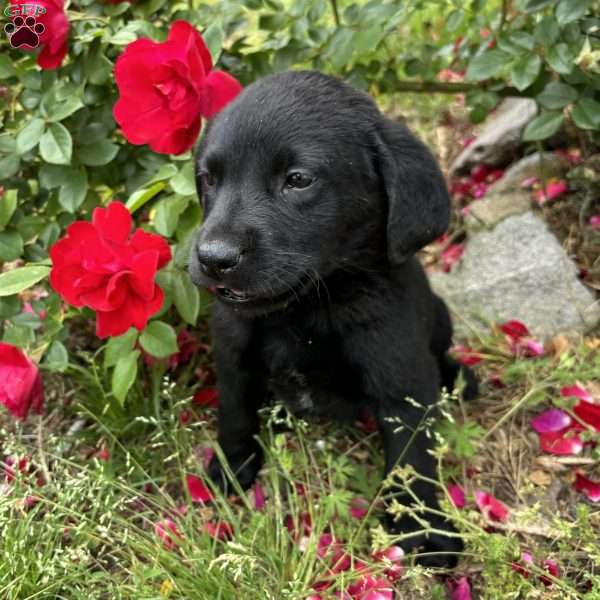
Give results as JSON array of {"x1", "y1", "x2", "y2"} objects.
[
  {"x1": 447, "y1": 484, "x2": 466, "y2": 508},
  {"x1": 448, "y1": 576, "x2": 472, "y2": 600},
  {"x1": 590, "y1": 215, "x2": 600, "y2": 229},
  {"x1": 349, "y1": 497, "x2": 369, "y2": 519},
  {"x1": 155, "y1": 518, "x2": 182, "y2": 550},
  {"x1": 499, "y1": 320, "x2": 529, "y2": 340},
  {"x1": 574, "y1": 472, "x2": 600, "y2": 502},
  {"x1": 541, "y1": 558, "x2": 560, "y2": 586},
  {"x1": 474, "y1": 490, "x2": 509, "y2": 522},
  {"x1": 531, "y1": 409, "x2": 572, "y2": 434},
  {"x1": 539, "y1": 430, "x2": 583, "y2": 455},
  {"x1": 186, "y1": 474, "x2": 213, "y2": 504},
  {"x1": 561, "y1": 385, "x2": 593, "y2": 403},
  {"x1": 252, "y1": 482, "x2": 266, "y2": 510}
]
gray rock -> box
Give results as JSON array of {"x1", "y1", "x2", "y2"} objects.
[
  {"x1": 430, "y1": 212, "x2": 600, "y2": 339},
  {"x1": 465, "y1": 189, "x2": 532, "y2": 229},
  {"x1": 450, "y1": 98, "x2": 538, "y2": 175}
]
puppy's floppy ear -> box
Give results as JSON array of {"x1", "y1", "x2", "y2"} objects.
[{"x1": 374, "y1": 118, "x2": 450, "y2": 263}]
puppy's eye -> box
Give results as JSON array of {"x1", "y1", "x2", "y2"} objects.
[
  {"x1": 285, "y1": 172, "x2": 314, "y2": 190},
  {"x1": 200, "y1": 171, "x2": 216, "y2": 188}
]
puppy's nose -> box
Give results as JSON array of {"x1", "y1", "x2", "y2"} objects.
[{"x1": 196, "y1": 240, "x2": 242, "y2": 279}]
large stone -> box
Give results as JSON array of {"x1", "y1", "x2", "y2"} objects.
[
  {"x1": 430, "y1": 212, "x2": 600, "y2": 339},
  {"x1": 450, "y1": 98, "x2": 538, "y2": 175}
]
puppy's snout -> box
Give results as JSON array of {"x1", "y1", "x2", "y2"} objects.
[{"x1": 196, "y1": 240, "x2": 243, "y2": 280}]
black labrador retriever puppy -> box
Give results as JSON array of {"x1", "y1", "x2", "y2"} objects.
[{"x1": 189, "y1": 70, "x2": 477, "y2": 568}]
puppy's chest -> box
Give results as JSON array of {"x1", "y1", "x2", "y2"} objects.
[{"x1": 261, "y1": 328, "x2": 363, "y2": 421}]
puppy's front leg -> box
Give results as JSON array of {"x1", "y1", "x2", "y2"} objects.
[
  {"x1": 208, "y1": 317, "x2": 265, "y2": 492},
  {"x1": 377, "y1": 382, "x2": 463, "y2": 568}
]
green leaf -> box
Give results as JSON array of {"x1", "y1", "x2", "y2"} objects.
[
  {"x1": 112, "y1": 350, "x2": 140, "y2": 406},
  {"x1": 0, "y1": 266, "x2": 50, "y2": 297},
  {"x1": 0, "y1": 134, "x2": 16, "y2": 154},
  {"x1": 139, "y1": 320, "x2": 178, "y2": 358},
  {"x1": 556, "y1": 0, "x2": 591, "y2": 25},
  {"x1": 0, "y1": 190, "x2": 17, "y2": 230},
  {"x1": 523, "y1": 111, "x2": 564, "y2": 140},
  {"x1": 525, "y1": 0, "x2": 557, "y2": 11},
  {"x1": 16, "y1": 118, "x2": 45, "y2": 154},
  {"x1": 466, "y1": 49, "x2": 511, "y2": 81},
  {"x1": 352, "y1": 25, "x2": 385, "y2": 54},
  {"x1": 446, "y1": 10, "x2": 464, "y2": 32},
  {"x1": 146, "y1": 163, "x2": 178, "y2": 186},
  {"x1": 172, "y1": 270, "x2": 199, "y2": 325},
  {"x1": 79, "y1": 140, "x2": 119, "y2": 166},
  {"x1": 44, "y1": 340, "x2": 69, "y2": 372},
  {"x1": 537, "y1": 82, "x2": 578, "y2": 109},
  {"x1": 153, "y1": 195, "x2": 190, "y2": 237},
  {"x1": 510, "y1": 54, "x2": 541, "y2": 91},
  {"x1": 170, "y1": 163, "x2": 196, "y2": 196},
  {"x1": 39, "y1": 123, "x2": 72, "y2": 165},
  {"x1": 0, "y1": 155, "x2": 20, "y2": 178},
  {"x1": 58, "y1": 168, "x2": 88, "y2": 212},
  {"x1": 203, "y1": 22, "x2": 225, "y2": 63},
  {"x1": 534, "y1": 17, "x2": 560, "y2": 47},
  {"x1": 571, "y1": 98, "x2": 600, "y2": 130},
  {"x1": 0, "y1": 231, "x2": 24, "y2": 261},
  {"x1": 0, "y1": 55, "x2": 16, "y2": 79},
  {"x1": 39, "y1": 164, "x2": 71, "y2": 189},
  {"x1": 126, "y1": 182, "x2": 167, "y2": 213},
  {"x1": 104, "y1": 328, "x2": 138, "y2": 368},
  {"x1": 324, "y1": 28, "x2": 355, "y2": 70},
  {"x1": 47, "y1": 96, "x2": 84, "y2": 122},
  {"x1": 546, "y1": 43, "x2": 573, "y2": 75}
]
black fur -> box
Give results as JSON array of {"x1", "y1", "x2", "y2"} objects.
[{"x1": 189, "y1": 70, "x2": 477, "y2": 568}]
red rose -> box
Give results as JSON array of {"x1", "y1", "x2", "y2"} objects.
[
  {"x1": 9, "y1": 0, "x2": 69, "y2": 69},
  {"x1": 0, "y1": 343, "x2": 44, "y2": 419},
  {"x1": 50, "y1": 201, "x2": 171, "y2": 338},
  {"x1": 113, "y1": 20, "x2": 242, "y2": 155}
]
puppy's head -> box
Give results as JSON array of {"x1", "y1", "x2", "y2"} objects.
[{"x1": 189, "y1": 70, "x2": 449, "y2": 315}]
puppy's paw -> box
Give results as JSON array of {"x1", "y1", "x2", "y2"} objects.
[
  {"x1": 460, "y1": 365, "x2": 479, "y2": 401},
  {"x1": 385, "y1": 514, "x2": 463, "y2": 569},
  {"x1": 207, "y1": 449, "x2": 262, "y2": 494}
]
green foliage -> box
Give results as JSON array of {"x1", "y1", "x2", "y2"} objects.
[{"x1": 0, "y1": 0, "x2": 598, "y2": 405}]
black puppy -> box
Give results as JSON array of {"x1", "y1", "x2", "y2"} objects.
[{"x1": 189, "y1": 70, "x2": 477, "y2": 568}]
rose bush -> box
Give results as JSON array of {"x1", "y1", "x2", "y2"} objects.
[{"x1": 0, "y1": 0, "x2": 598, "y2": 419}]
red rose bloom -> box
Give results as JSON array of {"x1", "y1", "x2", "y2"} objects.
[
  {"x1": 50, "y1": 201, "x2": 171, "y2": 338},
  {"x1": 9, "y1": 0, "x2": 69, "y2": 69},
  {"x1": 113, "y1": 20, "x2": 242, "y2": 155},
  {"x1": 0, "y1": 343, "x2": 44, "y2": 419}
]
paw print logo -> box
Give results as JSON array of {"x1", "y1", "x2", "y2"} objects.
[{"x1": 4, "y1": 15, "x2": 45, "y2": 49}]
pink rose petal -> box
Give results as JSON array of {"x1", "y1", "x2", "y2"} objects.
[
  {"x1": 500, "y1": 320, "x2": 529, "y2": 340},
  {"x1": 574, "y1": 472, "x2": 600, "y2": 502},
  {"x1": 452, "y1": 345, "x2": 482, "y2": 366},
  {"x1": 448, "y1": 576, "x2": 472, "y2": 600},
  {"x1": 541, "y1": 558, "x2": 559, "y2": 586},
  {"x1": 561, "y1": 384, "x2": 593, "y2": 403},
  {"x1": 447, "y1": 484, "x2": 466, "y2": 508},
  {"x1": 186, "y1": 474, "x2": 213, "y2": 504},
  {"x1": 531, "y1": 409, "x2": 572, "y2": 433},
  {"x1": 590, "y1": 215, "x2": 600, "y2": 229},
  {"x1": 474, "y1": 490, "x2": 509, "y2": 522},
  {"x1": 155, "y1": 518, "x2": 182, "y2": 550},
  {"x1": 534, "y1": 179, "x2": 568, "y2": 204},
  {"x1": 539, "y1": 431, "x2": 583, "y2": 455},
  {"x1": 252, "y1": 482, "x2": 266, "y2": 510},
  {"x1": 349, "y1": 497, "x2": 369, "y2": 519}
]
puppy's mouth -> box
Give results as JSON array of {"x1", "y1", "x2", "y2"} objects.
[{"x1": 212, "y1": 275, "x2": 313, "y2": 309}]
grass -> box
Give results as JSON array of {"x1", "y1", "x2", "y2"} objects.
[{"x1": 1, "y1": 326, "x2": 600, "y2": 599}]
